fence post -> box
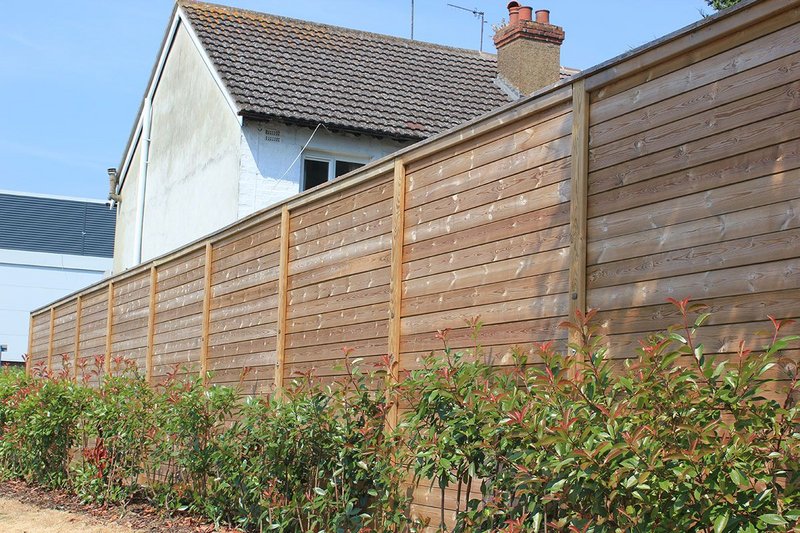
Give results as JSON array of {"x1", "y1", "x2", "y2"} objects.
[
  {"x1": 200, "y1": 242, "x2": 213, "y2": 385},
  {"x1": 105, "y1": 281, "x2": 114, "y2": 374},
  {"x1": 73, "y1": 295, "x2": 82, "y2": 381},
  {"x1": 146, "y1": 266, "x2": 157, "y2": 384},
  {"x1": 388, "y1": 158, "x2": 406, "y2": 429},
  {"x1": 274, "y1": 206, "x2": 290, "y2": 395},
  {"x1": 568, "y1": 78, "x2": 590, "y2": 374},
  {"x1": 47, "y1": 307, "x2": 55, "y2": 372},
  {"x1": 26, "y1": 314, "x2": 34, "y2": 376}
]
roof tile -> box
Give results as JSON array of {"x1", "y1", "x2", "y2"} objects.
[{"x1": 180, "y1": 1, "x2": 513, "y2": 139}]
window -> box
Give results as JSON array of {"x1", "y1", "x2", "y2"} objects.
[
  {"x1": 303, "y1": 159, "x2": 329, "y2": 190},
  {"x1": 302, "y1": 154, "x2": 365, "y2": 191}
]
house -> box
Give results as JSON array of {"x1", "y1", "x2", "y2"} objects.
[
  {"x1": 0, "y1": 191, "x2": 115, "y2": 363},
  {"x1": 110, "y1": 0, "x2": 569, "y2": 273}
]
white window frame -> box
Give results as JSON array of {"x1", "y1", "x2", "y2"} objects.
[{"x1": 301, "y1": 151, "x2": 368, "y2": 191}]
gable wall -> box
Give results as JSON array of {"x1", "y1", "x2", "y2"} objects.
[{"x1": 114, "y1": 22, "x2": 242, "y2": 273}]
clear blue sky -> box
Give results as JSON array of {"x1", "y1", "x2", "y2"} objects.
[{"x1": 0, "y1": 0, "x2": 709, "y2": 200}]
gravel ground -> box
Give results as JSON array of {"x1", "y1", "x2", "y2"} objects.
[
  {"x1": 0, "y1": 495, "x2": 140, "y2": 532},
  {"x1": 0, "y1": 480, "x2": 237, "y2": 533}
]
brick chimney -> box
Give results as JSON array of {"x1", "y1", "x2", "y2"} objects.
[{"x1": 493, "y1": 2, "x2": 565, "y2": 95}]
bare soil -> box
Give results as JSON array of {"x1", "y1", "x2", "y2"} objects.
[{"x1": 0, "y1": 480, "x2": 237, "y2": 532}]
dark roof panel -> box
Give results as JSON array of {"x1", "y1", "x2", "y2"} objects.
[
  {"x1": 0, "y1": 194, "x2": 116, "y2": 258},
  {"x1": 180, "y1": 1, "x2": 513, "y2": 139}
]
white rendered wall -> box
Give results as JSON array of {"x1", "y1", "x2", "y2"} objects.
[
  {"x1": 140, "y1": 24, "x2": 241, "y2": 263},
  {"x1": 112, "y1": 138, "x2": 142, "y2": 273},
  {"x1": 0, "y1": 249, "x2": 112, "y2": 363},
  {"x1": 238, "y1": 120, "x2": 410, "y2": 217},
  {"x1": 113, "y1": 23, "x2": 242, "y2": 272}
]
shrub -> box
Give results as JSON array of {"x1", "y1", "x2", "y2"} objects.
[
  {"x1": 203, "y1": 355, "x2": 414, "y2": 531},
  {"x1": 0, "y1": 300, "x2": 796, "y2": 532},
  {"x1": 401, "y1": 300, "x2": 800, "y2": 532},
  {"x1": 146, "y1": 367, "x2": 237, "y2": 511},
  {"x1": 0, "y1": 369, "x2": 87, "y2": 487},
  {"x1": 72, "y1": 357, "x2": 155, "y2": 503}
]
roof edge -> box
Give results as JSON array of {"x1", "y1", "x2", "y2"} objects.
[
  {"x1": 239, "y1": 112, "x2": 425, "y2": 143},
  {"x1": 178, "y1": 0, "x2": 498, "y2": 59},
  {"x1": 0, "y1": 189, "x2": 112, "y2": 205}
]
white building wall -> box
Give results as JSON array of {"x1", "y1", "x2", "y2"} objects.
[
  {"x1": 0, "y1": 249, "x2": 112, "y2": 363},
  {"x1": 113, "y1": 139, "x2": 141, "y2": 273},
  {"x1": 238, "y1": 120, "x2": 409, "y2": 217},
  {"x1": 113, "y1": 23, "x2": 242, "y2": 273},
  {"x1": 140, "y1": 24, "x2": 242, "y2": 263},
  {"x1": 113, "y1": 21, "x2": 412, "y2": 271}
]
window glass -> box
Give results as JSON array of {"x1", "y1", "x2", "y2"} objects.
[
  {"x1": 303, "y1": 159, "x2": 329, "y2": 190},
  {"x1": 335, "y1": 160, "x2": 364, "y2": 178}
]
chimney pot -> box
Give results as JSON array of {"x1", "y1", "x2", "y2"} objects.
[
  {"x1": 507, "y1": 2, "x2": 521, "y2": 25},
  {"x1": 535, "y1": 9, "x2": 550, "y2": 24},
  {"x1": 518, "y1": 6, "x2": 533, "y2": 21}
]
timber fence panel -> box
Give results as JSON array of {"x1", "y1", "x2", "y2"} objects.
[
  {"x1": 400, "y1": 95, "x2": 574, "y2": 379},
  {"x1": 50, "y1": 302, "x2": 78, "y2": 378},
  {"x1": 208, "y1": 216, "x2": 283, "y2": 396},
  {"x1": 28, "y1": 311, "x2": 51, "y2": 375},
  {"x1": 284, "y1": 169, "x2": 394, "y2": 384},
  {"x1": 110, "y1": 271, "x2": 151, "y2": 375},
  {"x1": 150, "y1": 248, "x2": 205, "y2": 383},
  {"x1": 586, "y1": 16, "x2": 800, "y2": 379},
  {"x1": 76, "y1": 287, "x2": 109, "y2": 386}
]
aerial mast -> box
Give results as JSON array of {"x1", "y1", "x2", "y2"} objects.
[{"x1": 447, "y1": 3, "x2": 487, "y2": 52}]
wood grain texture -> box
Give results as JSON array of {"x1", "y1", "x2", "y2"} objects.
[
  {"x1": 569, "y1": 85, "x2": 589, "y2": 350},
  {"x1": 47, "y1": 307, "x2": 55, "y2": 371},
  {"x1": 72, "y1": 296, "x2": 82, "y2": 380},
  {"x1": 388, "y1": 159, "x2": 406, "y2": 428},
  {"x1": 104, "y1": 282, "x2": 113, "y2": 373},
  {"x1": 275, "y1": 207, "x2": 290, "y2": 393},
  {"x1": 201, "y1": 242, "x2": 213, "y2": 384}
]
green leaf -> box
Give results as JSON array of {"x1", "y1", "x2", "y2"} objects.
[
  {"x1": 531, "y1": 511, "x2": 542, "y2": 532},
  {"x1": 713, "y1": 511, "x2": 729, "y2": 533},
  {"x1": 759, "y1": 514, "x2": 788, "y2": 526},
  {"x1": 730, "y1": 468, "x2": 747, "y2": 487}
]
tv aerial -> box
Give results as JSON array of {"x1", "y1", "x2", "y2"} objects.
[{"x1": 447, "y1": 4, "x2": 487, "y2": 52}]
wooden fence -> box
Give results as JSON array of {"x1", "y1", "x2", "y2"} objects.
[{"x1": 27, "y1": 0, "x2": 800, "y2": 524}]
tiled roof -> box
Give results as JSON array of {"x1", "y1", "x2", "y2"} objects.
[{"x1": 180, "y1": 1, "x2": 514, "y2": 140}]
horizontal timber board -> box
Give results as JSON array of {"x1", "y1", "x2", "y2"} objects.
[
  {"x1": 589, "y1": 137, "x2": 800, "y2": 217},
  {"x1": 594, "y1": 289, "x2": 800, "y2": 335},
  {"x1": 588, "y1": 169, "x2": 800, "y2": 243},
  {"x1": 591, "y1": 49, "x2": 800, "y2": 149},
  {"x1": 588, "y1": 107, "x2": 800, "y2": 195},
  {"x1": 590, "y1": 16, "x2": 800, "y2": 123},
  {"x1": 587, "y1": 257, "x2": 800, "y2": 311},
  {"x1": 587, "y1": 221, "x2": 800, "y2": 289},
  {"x1": 591, "y1": 79, "x2": 800, "y2": 172},
  {"x1": 402, "y1": 248, "x2": 569, "y2": 299},
  {"x1": 403, "y1": 223, "x2": 570, "y2": 281}
]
